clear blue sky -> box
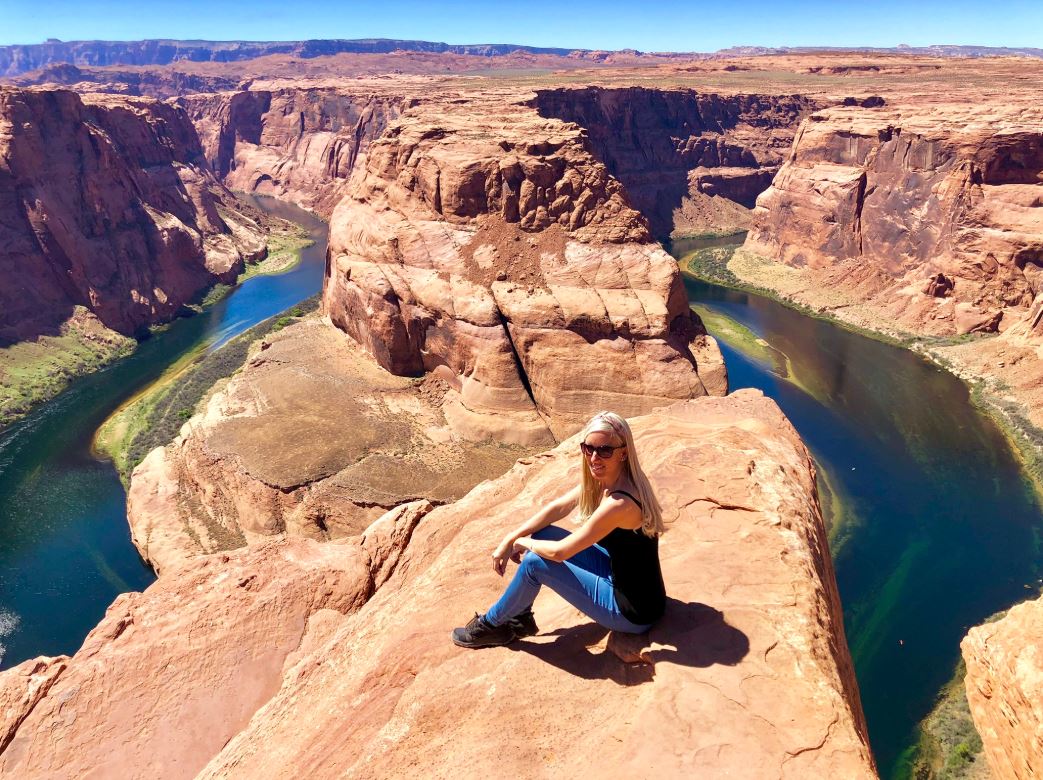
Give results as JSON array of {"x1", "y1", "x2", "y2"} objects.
[{"x1": 4, "y1": 0, "x2": 1043, "y2": 50}]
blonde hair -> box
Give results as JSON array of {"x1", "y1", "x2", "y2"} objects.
[{"x1": 577, "y1": 411, "x2": 664, "y2": 537}]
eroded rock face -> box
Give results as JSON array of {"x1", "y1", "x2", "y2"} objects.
[
  {"x1": 743, "y1": 103, "x2": 1043, "y2": 338},
  {"x1": 127, "y1": 316, "x2": 542, "y2": 573},
  {"x1": 323, "y1": 92, "x2": 727, "y2": 442},
  {"x1": 0, "y1": 516, "x2": 428, "y2": 779},
  {"x1": 533, "y1": 86, "x2": 819, "y2": 238},
  {"x1": 179, "y1": 86, "x2": 404, "y2": 216},
  {"x1": 962, "y1": 597, "x2": 1043, "y2": 780},
  {"x1": 3, "y1": 393, "x2": 876, "y2": 779},
  {"x1": 0, "y1": 87, "x2": 264, "y2": 342}
]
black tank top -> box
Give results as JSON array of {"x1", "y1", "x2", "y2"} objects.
[{"x1": 598, "y1": 490, "x2": 666, "y2": 625}]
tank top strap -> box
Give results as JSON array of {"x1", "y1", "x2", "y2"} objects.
[{"x1": 609, "y1": 489, "x2": 643, "y2": 510}]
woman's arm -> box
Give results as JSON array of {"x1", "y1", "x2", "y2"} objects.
[
  {"x1": 515, "y1": 494, "x2": 638, "y2": 563},
  {"x1": 492, "y1": 486, "x2": 580, "y2": 575}
]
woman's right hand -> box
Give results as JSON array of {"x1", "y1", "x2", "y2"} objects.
[{"x1": 492, "y1": 535, "x2": 515, "y2": 576}]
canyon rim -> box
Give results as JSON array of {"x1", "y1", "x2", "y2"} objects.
[{"x1": 1, "y1": 27, "x2": 1042, "y2": 780}]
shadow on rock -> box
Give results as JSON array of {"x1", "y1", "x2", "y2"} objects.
[{"x1": 512, "y1": 599, "x2": 749, "y2": 686}]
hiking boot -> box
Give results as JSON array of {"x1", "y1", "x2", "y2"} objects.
[
  {"x1": 508, "y1": 609, "x2": 539, "y2": 638},
  {"x1": 452, "y1": 613, "x2": 516, "y2": 648}
]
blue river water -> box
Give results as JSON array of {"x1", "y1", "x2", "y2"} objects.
[
  {"x1": 0, "y1": 197, "x2": 327, "y2": 670},
  {"x1": 674, "y1": 238, "x2": 1043, "y2": 778}
]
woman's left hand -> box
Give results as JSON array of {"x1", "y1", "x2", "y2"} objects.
[{"x1": 510, "y1": 539, "x2": 529, "y2": 563}]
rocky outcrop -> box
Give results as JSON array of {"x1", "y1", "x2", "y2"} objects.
[
  {"x1": 533, "y1": 86, "x2": 819, "y2": 238},
  {"x1": 962, "y1": 597, "x2": 1043, "y2": 780},
  {"x1": 743, "y1": 102, "x2": 1043, "y2": 338},
  {"x1": 179, "y1": 87, "x2": 404, "y2": 215},
  {"x1": 324, "y1": 91, "x2": 726, "y2": 442},
  {"x1": 0, "y1": 87, "x2": 265, "y2": 343},
  {"x1": 126, "y1": 316, "x2": 542, "y2": 573},
  {"x1": 0, "y1": 523, "x2": 425, "y2": 778},
  {"x1": 2, "y1": 393, "x2": 877, "y2": 778}
]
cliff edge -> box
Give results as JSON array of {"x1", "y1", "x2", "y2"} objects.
[
  {"x1": 962, "y1": 596, "x2": 1043, "y2": 780},
  {"x1": 0, "y1": 392, "x2": 876, "y2": 779}
]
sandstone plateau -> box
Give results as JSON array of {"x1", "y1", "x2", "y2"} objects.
[
  {"x1": 962, "y1": 596, "x2": 1043, "y2": 780},
  {"x1": 0, "y1": 87, "x2": 266, "y2": 343},
  {"x1": 1, "y1": 393, "x2": 877, "y2": 779}
]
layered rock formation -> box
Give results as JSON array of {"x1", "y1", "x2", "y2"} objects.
[
  {"x1": 742, "y1": 102, "x2": 1043, "y2": 339},
  {"x1": 533, "y1": 86, "x2": 818, "y2": 238},
  {"x1": 1, "y1": 393, "x2": 877, "y2": 779},
  {"x1": 0, "y1": 87, "x2": 265, "y2": 343},
  {"x1": 180, "y1": 86, "x2": 404, "y2": 215},
  {"x1": 323, "y1": 91, "x2": 726, "y2": 443},
  {"x1": 962, "y1": 597, "x2": 1043, "y2": 780}
]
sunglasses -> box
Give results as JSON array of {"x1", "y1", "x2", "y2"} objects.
[{"x1": 580, "y1": 442, "x2": 623, "y2": 459}]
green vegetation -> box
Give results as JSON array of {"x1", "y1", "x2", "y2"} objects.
[
  {"x1": 239, "y1": 228, "x2": 313, "y2": 282},
  {"x1": 691, "y1": 304, "x2": 776, "y2": 366},
  {"x1": 670, "y1": 227, "x2": 748, "y2": 241},
  {"x1": 95, "y1": 296, "x2": 319, "y2": 482},
  {"x1": 815, "y1": 458, "x2": 862, "y2": 558},
  {"x1": 0, "y1": 309, "x2": 135, "y2": 430},
  {"x1": 965, "y1": 380, "x2": 1043, "y2": 506},
  {"x1": 903, "y1": 641, "x2": 1002, "y2": 780},
  {"x1": 680, "y1": 244, "x2": 915, "y2": 348}
]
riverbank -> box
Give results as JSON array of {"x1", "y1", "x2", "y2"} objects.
[
  {"x1": 0, "y1": 309, "x2": 136, "y2": 430},
  {"x1": 95, "y1": 296, "x2": 319, "y2": 483},
  {"x1": 680, "y1": 242, "x2": 1043, "y2": 500},
  {"x1": 0, "y1": 217, "x2": 311, "y2": 437}
]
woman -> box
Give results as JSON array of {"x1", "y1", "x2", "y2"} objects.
[{"x1": 452, "y1": 411, "x2": 666, "y2": 648}]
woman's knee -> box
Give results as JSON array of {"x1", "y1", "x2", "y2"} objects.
[
  {"x1": 531, "y1": 525, "x2": 569, "y2": 542},
  {"x1": 520, "y1": 551, "x2": 551, "y2": 583}
]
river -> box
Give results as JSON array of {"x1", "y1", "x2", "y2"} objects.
[
  {"x1": 0, "y1": 197, "x2": 327, "y2": 670},
  {"x1": 673, "y1": 235, "x2": 1043, "y2": 779},
  {"x1": 0, "y1": 216, "x2": 1038, "y2": 777}
]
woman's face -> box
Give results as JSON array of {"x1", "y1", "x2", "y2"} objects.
[{"x1": 581, "y1": 430, "x2": 627, "y2": 485}]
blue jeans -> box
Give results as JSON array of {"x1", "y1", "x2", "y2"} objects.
[{"x1": 485, "y1": 525, "x2": 652, "y2": 634}]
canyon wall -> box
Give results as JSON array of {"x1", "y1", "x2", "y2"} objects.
[
  {"x1": 533, "y1": 86, "x2": 819, "y2": 238},
  {"x1": 323, "y1": 90, "x2": 726, "y2": 445},
  {"x1": 743, "y1": 102, "x2": 1043, "y2": 338},
  {"x1": 962, "y1": 596, "x2": 1043, "y2": 780},
  {"x1": 0, "y1": 39, "x2": 599, "y2": 78},
  {"x1": 2, "y1": 393, "x2": 877, "y2": 779},
  {"x1": 0, "y1": 87, "x2": 264, "y2": 343},
  {"x1": 179, "y1": 86, "x2": 405, "y2": 215}
]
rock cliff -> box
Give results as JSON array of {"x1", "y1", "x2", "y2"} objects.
[
  {"x1": 0, "y1": 87, "x2": 265, "y2": 343},
  {"x1": 179, "y1": 86, "x2": 404, "y2": 216},
  {"x1": 323, "y1": 90, "x2": 726, "y2": 443},
  {"x1": 533, "y1": 86, "x2": 818, "y2": 238},
  {"x1": 962, "y1": 597, "x2": 1043, "y2": 780},
  {"x1": 1, "y1": 393, "x2": 877, "y2": 779},
  {"x1": 126, "y1": 317, "x2": 542, "y2": 573},
  {"x1": 742, "y1": 102, "x2": 1043, "y2": 339}
]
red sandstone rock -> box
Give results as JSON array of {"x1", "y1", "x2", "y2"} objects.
[
  {"x1": 323, "y1": 92, "x2": 726, "y2": 441},
  {"x1": 180, "y1": 86, "x2": 404, "y2": 216},
  {"x1": 744, "y1": 103, "x2": 1043, "y2": 338},
  {"x1": 0, "y1": 530, "x2": 418, "y2": 779},
  {"x1": 962, "y1": 596, "x2": 1043, "y2": 780},
  {"x1": 1, "y1": 392, "x2": 877, "y2": 779},
  {"x1": 0, "y1": 87, "x2": 264, "y2": 342},
  {"x1": 126, "y1": 317, "x2": 543, "y2": 573},
  {"x1": 531, "y1": 86, "x2": 819, "y2": 238}
]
